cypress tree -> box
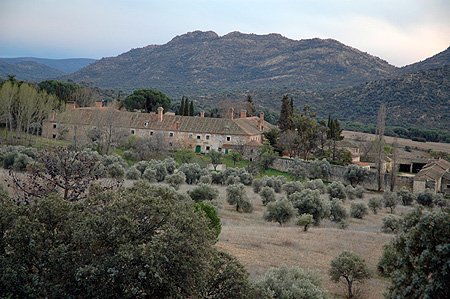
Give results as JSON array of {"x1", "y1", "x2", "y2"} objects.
[
  {"x1": 278, "y1": 94, "x2": 293, "y2": 131},
  {"x1": 246, "y1": 95, "x2": 256, "y2": 117},
  {"x1": 184, "y1": 97, "x2": 190, "y2": 116},
  {"x1": 189, "y1": 101, "x2": 194, "y2": 116},
  {"x1": 179, "y1": 96, "x2": 185, "y2": 116}
]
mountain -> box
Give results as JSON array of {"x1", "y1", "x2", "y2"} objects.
[
  {"x1": 400, "y1": 46, "x2": 450, "y2": 74},
  {"x1": 0, "y1": 57, "x2": 97, "y2": 74},
  {"x1": 0, "y1": 60, "x2": 66, "y2": 82},
  {"x1": 66, "y1": 30, "x2": 397, "y2": 94}
]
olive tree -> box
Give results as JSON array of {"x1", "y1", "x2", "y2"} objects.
[
  {"x1": 327, "y1": 181, "x2": 347, "y2": 200},
  {"x1": 226, "y1": 183, "x2": 253, "y2": 213},
  {"x1": 329, "y1": 250, "x2": 371, "y2": 299},
  {"x1": 259, "y1": 186, "x2": 276, "y2": 205},
  {"x1": 350, "y1": 202, "x2": 369, "y2": 219},
  {"x1": 343, "y1": 164, "x2": 370, "y2": 186},
  {"x1": 188, "y1": 183, "x2": 219, "y2": 203},
  {"x1": 383, "y1": 190, "x2": 399, "y2": 214},
  {"x1": 263, "y1": 197, "x2": 297, "y2": 226},
  {"x1": 289, "y1": 189, "x2": 329, "y2": 225}
]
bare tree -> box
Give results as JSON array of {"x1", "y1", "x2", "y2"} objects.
[
  {"x1": 375, "y1": 103, "x2": 386, "y2": 191},
  {"x1": 390, "y1": 136, "x2": 399, "y2": 191}
]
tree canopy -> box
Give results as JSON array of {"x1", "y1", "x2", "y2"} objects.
[{"x1": 124, "y1": 88, "x2": 171, "y2": 113}]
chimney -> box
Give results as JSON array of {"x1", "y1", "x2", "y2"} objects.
[
  {"x1": 240, "y1": 109, "x2": 247, "y2": 119},
  {"x1": 258, "y1": 119, "x2": 263, "y2": 131},
  {"x1": 95, "y1": 100, "x2": 103, "y2": 108},
  {"x1": 260, "y1": 112, "x2": 264, "y2": 121},
  {"x1": 66, "y1": 101, "x2": 76, "y2": 110},
  {"x1": 175, "y1": 121, "x2": 180, "y2": 130},
  {"x1": 200, "y1": 111, "x2": 205, "y2": 118},
  {"x1": 229, "y1": 107, "x2": 234, "y2": 120},
  {"x1": 158, "y1": 107, "x2": 164, "y2": 121}
]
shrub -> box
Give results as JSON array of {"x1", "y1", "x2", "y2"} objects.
[
  {"x1": 377, "y1": 243, "x2": 399, "y2": 277},
  {"x1": 107, "y1": 162, "x2": 125, "y2": 179},
  {"x1": 226, "y1": 183, "x2": 253, "y2": 213},
  {"x1": 188, "y1": 183, "x2": 219, "y2": 203},
  {"x1": 434, "y1": 193, "x2": 449, "y2": 210},
  {"x1": 122, "y1": 150, "x2": 135, "y2": 161},
  {"x1": 259, "y1": 186, "x2": 276, "y2": 205},
  {"x1": 225, "y1": 175, "x2": 240, "y2": 185},
  {"x1": 221, "y1": 167, "x2": 253, "y2": 185},
  {"x1": 396, "y1": 187, "x2": 415, "y2": 206},
  {"x1": 199, "y1": 175, "x2": 212, "y2": 184},
  {"x1": 12, "y1": 153, "x2": 31, "y2": 171},
  {"x1": 194, "y1": 202, "x2": 221, "y2": 238},
  {"x1": 143, "y1": 168, "x2": 157, "y2": 182},
  {"x1": 329, "y1": 199, "x2": 348, "y2": 222},
  {"x1": 165, "y1": 172, "x2": 186, "y2": 190},
  {"x1": 163, "y1": 157, "x2": 178, "y2": 174},
  {"x1": 288, "y1": 157, "x2": 308, "y2": 180},
  {"x1": 263, "y1": 197, "x2": 297, "y2": 226},
  {"x1": 125, "y1": 166, "x2": 141, "y2": 180},
  {"x1": 327, "y1": 181, "x2": 346, "y2": 200},
  {"x1": 304, "y1": 179, "x2": 326, "y2": 194},
  {"x1": 252, "y1": 175, "x2": 285, "y2": 193},
  {"x1": 350, "y1": 202, "x2": 369, "y2": 219},
  {"x1": 254, "y1": 265, "x2": 327, "y2": 299},
  {"x1": 135, "y1": 160, "x2": 150, "y2": 174},
  {"x1": 368, "y1": 197, "x2": 382, "y2": 214},
  {"x1": 296, "y1": 213, "x2": 314, "y2": 231},
  {"x1": 383, "y1": 190, "x2": 399, "y2": 213},
  {"x1": 354, "y1": 185, "x2": 365, "y2": 199},
  {"x1": 346, "y1": 185, "x2": 356, "y2": 200},
  {"x1": 178, "y1": 163, "x2": 208, "y2": 185},
  {"x1": 415, "y1": 189, "x2": 435, "y2": 207},
  {"x1": 282, "y1": 181, "x2": 304, "y2": 196},
  {"x1": 309, "y1": 158, "x2": 331, "y2": 180},
  {"x1": 210, "y1": 172, "x2": 223, "y2": 184},
  {"x1": 381, "y1": 214, "x2": 403, "y2": 233},
  {"x1": 343, "y1": 164, "x2": 370, "y2": 186}
]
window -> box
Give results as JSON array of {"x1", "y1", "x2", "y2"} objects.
[
  {"x1": 144, "y1": 121, "x2": 149, "y2": 127},
  {"x1": 189, "y1": 133, "x2": 193, "y2": 139},
  {"x1": 218, "y1": 147, "x2": 222, "y2": 152},
  {"x1": 169, "y1": 142, "x2": 173, "y2": 147},
  {"x1": 197, "y1": 135, "x2": 201, "y2": 140},
  {"x1": 150, "y1": 131, "x2": 154, "y2": 136},
  {"x1": 131, "y1": 129, "x2": 135, "y2": 135},
  {"x1": 226, "y1": 136, "x2": 231, "y2": 142},
  {"x1": 206, "y1": 135, "x2": 210, "y2": 140},
  {"x1": 169, "y1": 132, "x2": 174, "y2": 137},
  {"x1": 206, "y1": 146, "x2": 210, "y2": 151},
  {"x1": 52, "y1": 123, "x2": 57, "y2": 129},
  {"x1": 52, "y1": 134, "x2": 57, "y2": 139},
  {"x1": 447, "y1": 184, "x2": 450, "y2": 189}
]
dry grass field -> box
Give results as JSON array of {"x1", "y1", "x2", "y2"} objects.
[{"x1": 208, "y1": 185, "x2": 413, "y2": 299}]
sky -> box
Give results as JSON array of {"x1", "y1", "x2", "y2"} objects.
[{"x1": 1, "y1": 0, "x2": 449, "y2": 67}]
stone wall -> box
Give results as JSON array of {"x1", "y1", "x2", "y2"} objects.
[{"x1": 271, "y1": 158, "x2": 414, "y2": 192}]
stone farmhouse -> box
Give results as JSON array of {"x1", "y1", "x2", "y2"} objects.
[
  {"x1": 413, "y1": 159, "x2": 450, "y2": 195},
  {"x1": 42, "y1": 102, "x2": 275, "y2": 155}
]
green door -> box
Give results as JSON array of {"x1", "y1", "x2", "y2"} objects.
[
  {"x1": 195, "y1": 145, "x2": 201, "y2": 153},
  {"x1": 225, "y1": 149, "x2": 229, "y2": 154}
]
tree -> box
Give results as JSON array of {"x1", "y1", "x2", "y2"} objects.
[
  {"x1": 296, "y1": 213, "x2": 314, "y2": 231},
  {"x1": 9, "y1": 147, "x2": 112, "y2": 202},
  {"x1": 124, "y1": 88, "x2": 171, "y2": 113},
  {"x1": 328, "y1": 116, "x2": 344, "y2": 161},
  {"x1": 226, "y1": 183, "x2": 253, "y2": 212},
  {"x1": 263, "y1": 197, "x2": 297, "y2": 226},
  {"x1": 343, "y1": 164, "x2": 369, "y2": 186},
  {"x1": 0, "y1": 181, "x2": 253, "y2": 298},
  {"x1": 329, "y1": 250, "x2": 371, "y2": 299},
  {"x1": 385, "y1": 207, "x2": 450, "y2": 298},
  {"x1": 396, "y1": 187, "x2": 415, "y2": 206},
  {"x1": 327, "y1": 181, "x2": 347, "y2": 200},
  {"x1": 375, "y1": 103, "x2": 386, "y2": 191},
  {"x1": 38, "y1": 79, "x2": 79, "y2": 103},
  {"x1": 383, "y1": 190, "x2": 398, "y2": 213},
  {"x1": 194, "y1": 202, "x2": 222, "y2": 239},
  {"x1": 309, "y1": 159, "x2": 331, "y2": 180},
  {"x1": 350, "y1": 202, "x2": 369, "y2": 219},
  {"x1": 289, "y1": 189, "x2": 328, "y2": 225},
  {"x1": 188, "y1": 183, "x2": 219, "y2": 203},
  {"x1": 178, "y1": 96, "x2": 186, "y2": 115},
  {"x1": 256, "y1": 141, "x2": 277, "y2": 171},
  {"x1": 245, "y1": 94, "x2": 256, "y2": 117},
  {"x1": 415, "y1": 189, "x2": 435, "y2": 207},
  {"x1": 259, "y1": 186, "x2": 276, "y2": 205},
  {"x1": 208, "y1": 149, "x2": 223, "y2": 171},
  {"x1": 381, "y1": 214, "x2": 403, "y2": 233},
  {"x1": 368, "y1": 197, "x2": 382, "y2": 214},
  {"x1": 329, "y1": 199, "x2": 348, "y2": 223},
  {"x1": 292, "y1": 106, "x2": 319, "y2": 160},
  {"x1": 189, "y1": 100, "x2": 194, "y2": 116},
  {"x1": 254, "y1": 265, "x2": 328, "y2": 298},
  {"x1": 184, "y1": 97, "x2": 190, "y2": 116},
  {"x1": 278, "y1": 94, "x2": 293, "y2": 131},
  {"x1": 70, "y1": 86, "x2": 98, "y2": 107},
  {"x1": 230, "y1": 150, "x2": 242, "y2": 167}
]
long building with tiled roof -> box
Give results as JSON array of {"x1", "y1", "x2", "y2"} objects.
[
  {"x1": 43, "y1": 102, "x2": 275, "y2": 154},
  {"x1": 413, "y1": 159, "x2": 450, "y2": 195}
]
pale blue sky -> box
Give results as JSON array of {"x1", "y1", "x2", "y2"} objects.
[{"x1": 1, "y1": 0, "x2": 449, "y2": 66}]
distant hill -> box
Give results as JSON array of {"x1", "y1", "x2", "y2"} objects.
[
  {"x1": 0, "y1": 60, "x2": 66, "y2": 82},
  {"x1": 0, "y1": 57, "x2": 96, "y2": 74},
  {"x1": 400, "y1": 46, "x2": 450, "y2": 74},
  {"x1": 66, "y1": 30, "x2": 398, "y2": 93}
]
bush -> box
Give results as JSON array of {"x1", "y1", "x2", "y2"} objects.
[
  {"x1": 381, "y1": 214, "x2": 403, "y2": 233},
  {"x1": 368, "y1": 197, "x2": 382, "y2": 214},
  {"x1": 254, "y1": 265, "x2": 327, "y2": 298},
  {"x1": 252, "y1": 175, "x2": 285, "y2": 193},
  {"x1": 122, "y1": 150, "x2": 136, "y2": 161},
  {"x1": 188, "y1": 183, "x2": 219, "y2": 203},
  {"x1": 343, "y1": 164, "x2": 370, "y2": 186},
  {"x1": 220, "y1": 167, "x2": 253, "y2": 185},
  {"x1": 165, "y1": 172, "x2": 186, "y2": 190},
  {"x1": 309, "y1": 158, "x2": 331, "y2": 180},
  {"x1": 178, "y1": 163, "x2": 208, "y2": 185},
  {"x1": 383, "y1": 190, "x2": 399, "y2": 213},
  {"x1": 304, "y1": 179, "x2": 326, "y2": 194},
  {"x1": 434, "y1": 193, "x2": 449, "y2": 210},
  {"x1": 329, "y1": 199, "x2": 348, "y2": 222},
  {"x1": 12, "y1": 153, "x2": 31, "y2": 171},
  {"x1": 259, "y1": 186, "x2": 276, "y2": 205},
  {"x1": 199, "y1": 175, "x2": 212, "y2": 184},
  {"x1": 415, "y1": 189, "x2": 435, "y2": 207},
  {"x1": 354, "y1": 185, "x2": 365, "y2": 198},
  {"x1": 194, "y1": 202, "x2": 221, "y2": 238},
  {"x1": 225, "y1": 175, "x2": 241, "y2": 185},
  {"x1": 346, "y1": 185, "x2": 356, "y2": 200},
  {"x1": 282, "y1": 181, "x2": 304, "y2": 196},
  {"x1": 289, "y1": 189, "x2": 329, "y2": 225},
  {"x1": 296, "y1": 213, "x2": 314, "y2": 231},
  {"x1": 125, "y1": 166, "x2": 141, "y2": 180},
  {"x1": 107, "y1": 162, "x2": 125, "y2": 179},
  {"x1": 288, "y1": 157, "x2": 308, "y2": 180},
  {"x1": 396, "y1": 187, "x2": 415, "y2": 206},
  {"x1": 135, "y1": 160, "x2": 150, "y2": 174},
  {"x1": 163, "y1": 157, "x2": 178, "y2": 174},
  {"x1": 226, "y1": 183, "x2": 253, "y2": 213},
  {"x1": 263, "y1": 197, "x2": 297, "y2": 226},
  {"x1": 143, "y1": 168, "x2": 157, "y2": 182},
  {"x1": 327, "y1": 181, "x2": 346, "y2": 200},
  {"x1": 350, "y1": 202, "x2": 369, "y2": 219},
  {"x1": 377, "y1": 243, "x2": 399, "y2": 277}
]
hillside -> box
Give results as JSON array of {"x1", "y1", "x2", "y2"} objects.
[
  {"x1": 66, "y1": 30, "x2": 397, "y2": 93},
  {"x1": 0, "y1": 57, "x2": 97, "y2": 74},
  {"x1": 400, "y1": 46, "x2": 450, "y2": 74},
  {"x1": 0, "y1": 60, "x2": 66, "y2": 82}
]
